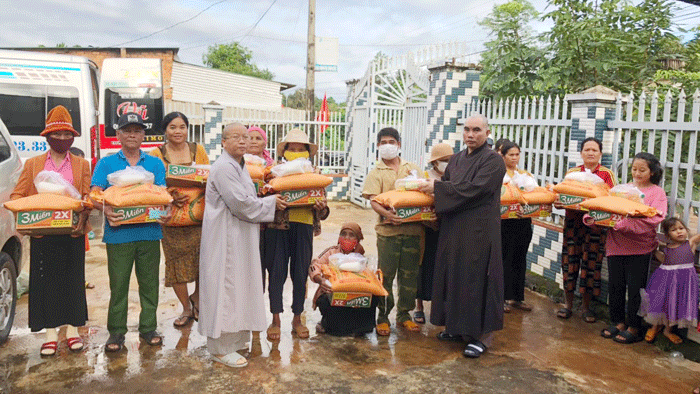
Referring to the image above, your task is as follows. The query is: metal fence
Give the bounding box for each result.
[165,101,348,173]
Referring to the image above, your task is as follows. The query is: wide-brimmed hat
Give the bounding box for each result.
[276,129,318,157]
[429,143,454,163]
[40,105,79,137]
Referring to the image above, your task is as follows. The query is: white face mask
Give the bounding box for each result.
[378,144,400,160]
[436,161,448,173]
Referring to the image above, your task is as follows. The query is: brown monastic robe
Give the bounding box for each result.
[430,142,506,339]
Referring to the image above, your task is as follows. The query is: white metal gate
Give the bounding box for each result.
[347,42,471,206]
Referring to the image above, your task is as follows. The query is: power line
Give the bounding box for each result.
[110,0,228,47]
[239,0,279,45]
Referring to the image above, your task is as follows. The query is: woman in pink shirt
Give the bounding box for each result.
[588,152,667,344]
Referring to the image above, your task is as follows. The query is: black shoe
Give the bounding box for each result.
[437,331,462,341]
[463,341,487,358]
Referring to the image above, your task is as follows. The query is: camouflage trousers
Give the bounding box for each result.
[376,234,420,325]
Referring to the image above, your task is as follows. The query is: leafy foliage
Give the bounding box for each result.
[203,42,274,80]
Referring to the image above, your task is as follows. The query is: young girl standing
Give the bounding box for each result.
[591,152,667,344]
[640,217,699,344]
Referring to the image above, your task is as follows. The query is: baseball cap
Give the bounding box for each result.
[117,112,145,130]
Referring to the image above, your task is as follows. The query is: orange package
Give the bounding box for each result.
[580,196,658,217]
[372,190,434,209]
[552,180,610,198]
[4,194,85,212]
[321,265,388,297]
[103,183,173,207]
[246,163,264,181]
[501,183,525,205]
[267,173,333,192]
[521,187,557,205]
[167,187,205,227]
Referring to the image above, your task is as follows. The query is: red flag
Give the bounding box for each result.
[316,93,330,133]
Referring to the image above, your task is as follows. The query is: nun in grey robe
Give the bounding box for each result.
[430,142,506,344]
[198,148,277,357]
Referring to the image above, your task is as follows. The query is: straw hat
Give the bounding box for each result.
[40,105,79,137]
[429,143,454,163]
[276,129,318,157]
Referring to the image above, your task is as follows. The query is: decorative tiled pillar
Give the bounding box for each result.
[426,63,480,166]
[565,86,618,169]
[201,101,225,161]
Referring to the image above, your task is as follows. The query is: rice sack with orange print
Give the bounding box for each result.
[552,169,610,210]
[370,172,435,223]
[264,156,332,206]
[244,154,267,195]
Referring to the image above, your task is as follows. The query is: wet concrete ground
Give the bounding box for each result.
[1,202,699,394]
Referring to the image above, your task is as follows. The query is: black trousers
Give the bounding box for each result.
[317,294,379,336]
[501,218,533,302]
[265,223,313,315]
[417,226,439,301]
[607,253,651,329]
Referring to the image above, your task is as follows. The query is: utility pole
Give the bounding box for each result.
[306,0,316,142]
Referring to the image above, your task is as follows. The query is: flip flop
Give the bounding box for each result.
[292,324,310,339]
[189,295,199,322]
[613,330,642,344]
[436,331,462,341]
[601,325,620,339]
[376,323,390,336]
[173,312,194,327]
[66,336,84,352]
[645,326,662,343]
[582,310,597,323]
[211,352,248,368]
[508,301,533,311]
[105,333,125,353]
[503,304,512,313]
[40,341,58,356]
[401,320,421,332]
[413,311,426,324]
[663,332,683,345]
[556,308,572,319]
[267,324,281,341]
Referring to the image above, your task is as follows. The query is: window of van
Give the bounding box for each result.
[0,84,81,136]
[0,132,11,162]
[104,87,163,143]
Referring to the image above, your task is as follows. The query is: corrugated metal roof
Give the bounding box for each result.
[170,61,282,109]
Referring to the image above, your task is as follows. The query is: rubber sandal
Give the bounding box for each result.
[292,323,310,339]
[613,330,642,344]
[105,333,125,353]
[40,341,58,356]
[173,312,193,327]
[66,336,84,352]
[189,295,199,322]
[663,332,683,345]
[413,311,426,324]
[463,341,487,358]
[211,352,248,368]
[401,320,421,332]
[601,325,620,339]
[139,330,163,346]
[693,387,699,394]
[436,331,462,341]
[267,324,281,341]
[645,326,662,343]
[315,322,326,334]
[582,310,597,323]
[376,323,390,336]
[556,308,572,319]
[503,304,512,313]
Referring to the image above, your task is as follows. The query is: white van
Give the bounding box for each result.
[0,50,99,165]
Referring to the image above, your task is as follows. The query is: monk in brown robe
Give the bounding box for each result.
[420,114,506,358]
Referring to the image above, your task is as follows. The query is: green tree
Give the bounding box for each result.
[540,0,679,94]
[203,42,274,80]
[283,89,344,112]
[478,0,545,98]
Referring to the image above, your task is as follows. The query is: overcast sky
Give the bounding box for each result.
[3,0,700,102]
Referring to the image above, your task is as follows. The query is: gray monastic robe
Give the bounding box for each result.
[198,150,277,339]
[430,142,506,339]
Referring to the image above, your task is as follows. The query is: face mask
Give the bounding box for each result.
[47,136,74,154]
[436,161,448,173]
[338,237,358,253]
[284,151,309,161]
[378,144,399,160]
